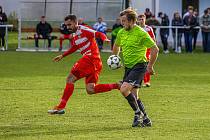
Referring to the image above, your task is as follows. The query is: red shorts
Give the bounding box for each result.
[61,34,71,39]
[70,56,102,84]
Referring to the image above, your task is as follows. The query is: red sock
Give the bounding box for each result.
[144,72,150,83]
[57,83,74,109]
[59,38,63,48]
[94,83,118,94]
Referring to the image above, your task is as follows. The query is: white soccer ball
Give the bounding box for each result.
[107,55,121,70]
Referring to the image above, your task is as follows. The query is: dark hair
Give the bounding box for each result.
[65,14,77,21]
[146,8,150,12]
[204,9,208,14]
[120,7,137,22]
[158,12,163,17]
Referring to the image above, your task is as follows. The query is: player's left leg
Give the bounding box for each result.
[48,73,78,114]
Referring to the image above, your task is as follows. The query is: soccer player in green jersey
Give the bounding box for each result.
[113,8,159,127]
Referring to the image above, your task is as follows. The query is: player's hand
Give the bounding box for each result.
[53,55,63,62]
[104,38,111,42]
[147,64,155,75]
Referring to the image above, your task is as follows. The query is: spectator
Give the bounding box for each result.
[0,6,7,51]
[34,16,52,49]
[199,9,210,52]
[158,12,170,54]
[171,11,183,53]
[144,8,152,19]
[146,15,160,37]
[207,7,210,15]
[192,9,200,50]
[183,8,197,53]
[183,5,194,19]
[59,19,72,51]
[78,17,92,29]
[93,17,107,51]
[111,17,122,50]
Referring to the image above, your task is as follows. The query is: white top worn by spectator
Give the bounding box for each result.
[93,17,107,34]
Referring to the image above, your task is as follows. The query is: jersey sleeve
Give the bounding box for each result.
[95,31,107,41]
[62,41,79,57]
[84,28,108,41]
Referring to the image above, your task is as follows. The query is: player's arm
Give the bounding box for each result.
[95,31,110,42]
[53,42,78,62]
[147,45,159,75]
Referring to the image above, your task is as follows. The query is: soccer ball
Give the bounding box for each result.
[107,55,121,70]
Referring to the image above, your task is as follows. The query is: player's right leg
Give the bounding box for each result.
[48,73,77,114]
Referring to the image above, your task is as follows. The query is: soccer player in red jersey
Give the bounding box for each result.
[48,14,119,114]
[137,14,156,87]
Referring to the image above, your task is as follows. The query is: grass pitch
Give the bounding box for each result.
[0,51,210,140]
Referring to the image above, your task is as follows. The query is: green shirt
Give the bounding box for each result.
[115,25,155,68]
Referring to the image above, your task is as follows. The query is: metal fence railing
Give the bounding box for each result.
[152,26,201,50]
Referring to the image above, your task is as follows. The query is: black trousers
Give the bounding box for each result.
[35,34,52,47]
[0,30,5,47]
[160,34,168,51]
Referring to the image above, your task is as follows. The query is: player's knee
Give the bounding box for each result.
[86,84,95,95]
[86,88,95,95]
[66,76,76,83]
[120,87,127,94]
[120,86,130,96]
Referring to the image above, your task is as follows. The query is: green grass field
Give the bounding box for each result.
[1,51,210,140]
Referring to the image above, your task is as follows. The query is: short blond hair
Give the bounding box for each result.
[120,7,137,22]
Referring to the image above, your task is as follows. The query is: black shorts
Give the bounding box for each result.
[123,63,147,88]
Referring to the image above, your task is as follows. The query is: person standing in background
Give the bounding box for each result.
[0,6,7,51]
[171,11,183,53]
[93,17,107,51]
[111,17,122,50]
[158,12,170,54]
[192,9,200,50]
[200,9,210,52]
[183,8,197,53]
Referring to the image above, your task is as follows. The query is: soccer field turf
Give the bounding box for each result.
[0,52,210,140]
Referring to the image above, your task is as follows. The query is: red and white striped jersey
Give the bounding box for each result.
[62,25,107,60]
[143,25,156,41]
[142,25,156,59]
